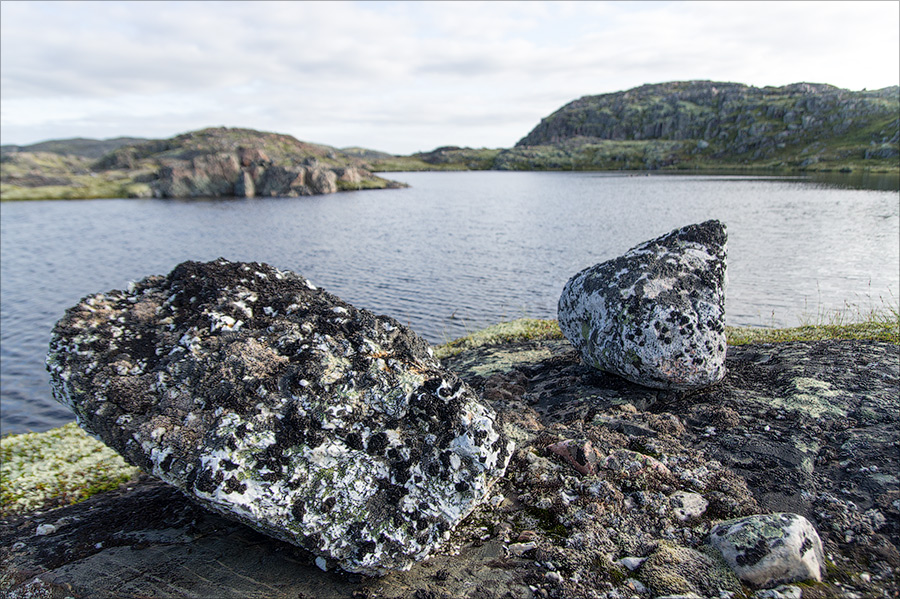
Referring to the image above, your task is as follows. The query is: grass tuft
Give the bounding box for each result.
[434,307,899,358]
[433,318,563,359]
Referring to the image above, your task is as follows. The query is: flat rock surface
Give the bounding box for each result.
[3,338,898,598]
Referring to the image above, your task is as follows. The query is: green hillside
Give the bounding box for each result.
[371,81,899,173]
[506,81,899,171]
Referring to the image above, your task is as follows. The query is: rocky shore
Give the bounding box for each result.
[2,224,897,598]
[2,330,897,598]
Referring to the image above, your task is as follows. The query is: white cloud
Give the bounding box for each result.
[1,1,897,153]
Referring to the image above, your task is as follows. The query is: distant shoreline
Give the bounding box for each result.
[3,167,898,202]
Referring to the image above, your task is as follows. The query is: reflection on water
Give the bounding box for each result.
[807,171,899,192]
[2,171,897,435]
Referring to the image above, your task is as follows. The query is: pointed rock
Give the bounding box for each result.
[558,220,727,390]
[46,259,513,576]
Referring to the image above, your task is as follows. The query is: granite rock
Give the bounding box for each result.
[45,258,513,575]
[709,512,825,588]
[558,220,727,390]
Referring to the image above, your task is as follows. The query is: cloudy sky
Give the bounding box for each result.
[2,1,898,154]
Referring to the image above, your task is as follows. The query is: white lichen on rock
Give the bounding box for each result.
[45,258,513,575]
[558,220,728,390]
[709,512,825,588]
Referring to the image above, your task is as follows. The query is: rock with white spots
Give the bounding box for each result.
[558,220,727,390]
[670,491,708,521]
[709,513,825,588]
[46,258,513,576]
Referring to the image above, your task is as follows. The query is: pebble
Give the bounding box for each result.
[35,524,56,536]
[545,571,564,584]
[618,556,647,571]
[508,542,537,556]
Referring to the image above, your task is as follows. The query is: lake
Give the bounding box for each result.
[2,171,898,436]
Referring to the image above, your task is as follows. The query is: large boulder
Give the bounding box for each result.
[45,259,513,576]
[558,220,727,390]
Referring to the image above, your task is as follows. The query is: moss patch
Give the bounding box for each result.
[433,319,563,359]
[434,313,898,359]
[1,422,140,516]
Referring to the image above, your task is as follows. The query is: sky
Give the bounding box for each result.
[1,1,898,155]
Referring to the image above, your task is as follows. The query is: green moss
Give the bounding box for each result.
[433,318,563,359]
[591,554,629,583]
[522,505,569,540]
[335,176,396,191]
[726,304,899,345]
[0,177,151,201]
[636,542,746,597]
[0,422,140,516]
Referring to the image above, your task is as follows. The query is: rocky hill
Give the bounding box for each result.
[1,128,403,201]
[367,81,899,173]
[501,81,899,171]
[0,137,147,160]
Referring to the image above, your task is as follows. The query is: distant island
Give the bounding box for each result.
[1,80,897,200]
[0,128,405,201]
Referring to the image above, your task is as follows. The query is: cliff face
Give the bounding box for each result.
[508,81,899,170]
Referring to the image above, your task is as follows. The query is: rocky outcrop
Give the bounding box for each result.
[5,334,898,597]
[3,331,898,597]
[45,259,513,575]
[90,127,403,198]
[150,150,350,198]
[558,220,728,390]
[501,81,900,170]
[517,81,899,152]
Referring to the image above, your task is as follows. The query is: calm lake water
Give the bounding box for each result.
[2,171,898,435]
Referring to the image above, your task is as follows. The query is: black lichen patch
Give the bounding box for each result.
[734,538,769,567]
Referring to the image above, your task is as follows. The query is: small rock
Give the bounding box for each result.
[670,491,708,521]
[508,542,537,556]
[547,439,603,475]
[752,585,802,599]
[558,220,727,390]
[545,571,564,584]
[709,513,825,588]
[618,556,646,570]
[625,578,647,594]
[516,530,538,543]
[35,524,56,536]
